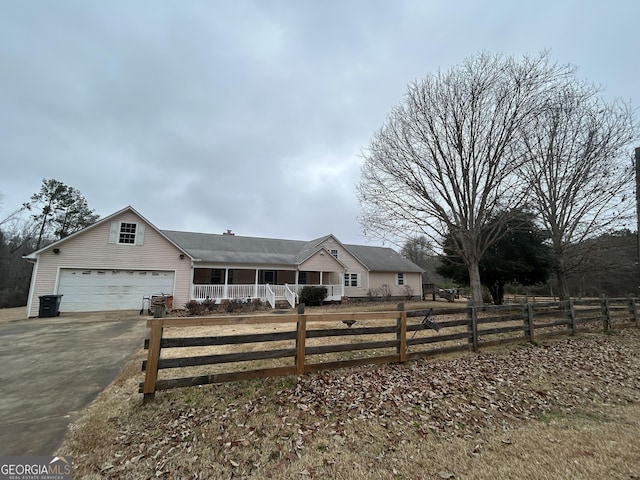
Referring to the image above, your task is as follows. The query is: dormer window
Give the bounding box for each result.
[330,249,338,259]
[119,223,137,244]
[109,221,145,245]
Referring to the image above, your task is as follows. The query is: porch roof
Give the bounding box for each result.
[162,230,423,273]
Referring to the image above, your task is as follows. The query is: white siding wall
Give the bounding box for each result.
[369,272,422,298]
[27,211,191,316]
[299,250,343,273]
[315,239,370,298]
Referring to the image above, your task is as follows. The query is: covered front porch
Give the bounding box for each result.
[191,267,344,308]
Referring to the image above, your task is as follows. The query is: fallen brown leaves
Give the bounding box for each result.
[62,329,640,479]
[289,330,640,435]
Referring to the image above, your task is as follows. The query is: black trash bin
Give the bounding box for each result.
[39,295,63,318]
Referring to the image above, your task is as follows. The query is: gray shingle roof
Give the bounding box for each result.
[344,244,424,272]
[162,230,423,272]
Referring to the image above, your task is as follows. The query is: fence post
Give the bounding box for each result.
[601,295,611,333]
[466,300,478,352]
[396,303,407,362]
[296,304,306,375]
[567,299,577,335]
[142,320,163,403]
[525,303,535,342]
[629,297,639,327]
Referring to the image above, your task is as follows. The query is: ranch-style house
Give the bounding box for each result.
[24,206,423,317]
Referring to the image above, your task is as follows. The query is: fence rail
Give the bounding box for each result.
[140,296,639,401]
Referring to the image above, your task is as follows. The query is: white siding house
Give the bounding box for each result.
[25,207,192,317]
[24,206,424,316]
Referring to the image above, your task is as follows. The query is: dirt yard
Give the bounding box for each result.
[0,306,28,323]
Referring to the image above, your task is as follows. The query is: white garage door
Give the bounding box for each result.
[57,269,175,312]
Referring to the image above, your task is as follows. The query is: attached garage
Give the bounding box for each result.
[57,269,175,312]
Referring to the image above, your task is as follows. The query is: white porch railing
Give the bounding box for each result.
[191,283,343,307]
[265,284,275,308]
[284,284,296,308]
[192,284,225,300]
[293,284,344,300]
[192,284,264,301]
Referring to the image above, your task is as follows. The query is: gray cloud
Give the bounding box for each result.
[1,0,638,245]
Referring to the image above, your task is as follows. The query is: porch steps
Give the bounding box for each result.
[274,299,293,310]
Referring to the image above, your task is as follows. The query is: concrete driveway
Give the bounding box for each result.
[0,309,148,456]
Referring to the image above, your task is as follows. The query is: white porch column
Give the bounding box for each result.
[224,268,229,299]
[320,271,323,286]
[254,269,259,298]
[295,270,299,294]
[341,271,345,298]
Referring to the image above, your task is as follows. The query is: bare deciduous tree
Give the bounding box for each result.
[358,52,573,304]
[519,83,637,300]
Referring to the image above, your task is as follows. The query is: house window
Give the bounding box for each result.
[344,273,360,287]
[396,273,405,286]
[109,221,145,245]
[211,269,224,284]
[119,222,137,244]
[298,272,307,284]
[330,249,338,259]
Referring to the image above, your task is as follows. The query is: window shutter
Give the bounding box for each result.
[108,222,119,244]
[135,224,145,245]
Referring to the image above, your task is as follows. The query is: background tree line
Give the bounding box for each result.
[402,224,638,305]
[0,179,98,308]
[359,51,638,304]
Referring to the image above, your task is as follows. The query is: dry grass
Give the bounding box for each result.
[155,300,463,381]
[0,306,28,323]
[58,300,640,479]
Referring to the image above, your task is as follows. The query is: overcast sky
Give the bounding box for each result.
[1,0,638,246]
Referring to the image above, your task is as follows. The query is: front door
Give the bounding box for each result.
[260,270,276,284]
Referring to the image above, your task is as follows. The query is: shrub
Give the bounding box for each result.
[298,286,328,306]
[251,298,264,310]
[403,285,414,300]
[202,298,216,314]
[185,298,220,316]
[184,300,204,316]
[223,299,244,313]
[377,284,392,301]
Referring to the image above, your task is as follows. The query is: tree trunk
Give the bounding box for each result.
[555,269,570,301]
[553,243,571,301]
[468,261,483,305]
[35,205,51,250]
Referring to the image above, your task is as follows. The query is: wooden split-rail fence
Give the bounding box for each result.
[140,297,639,402]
